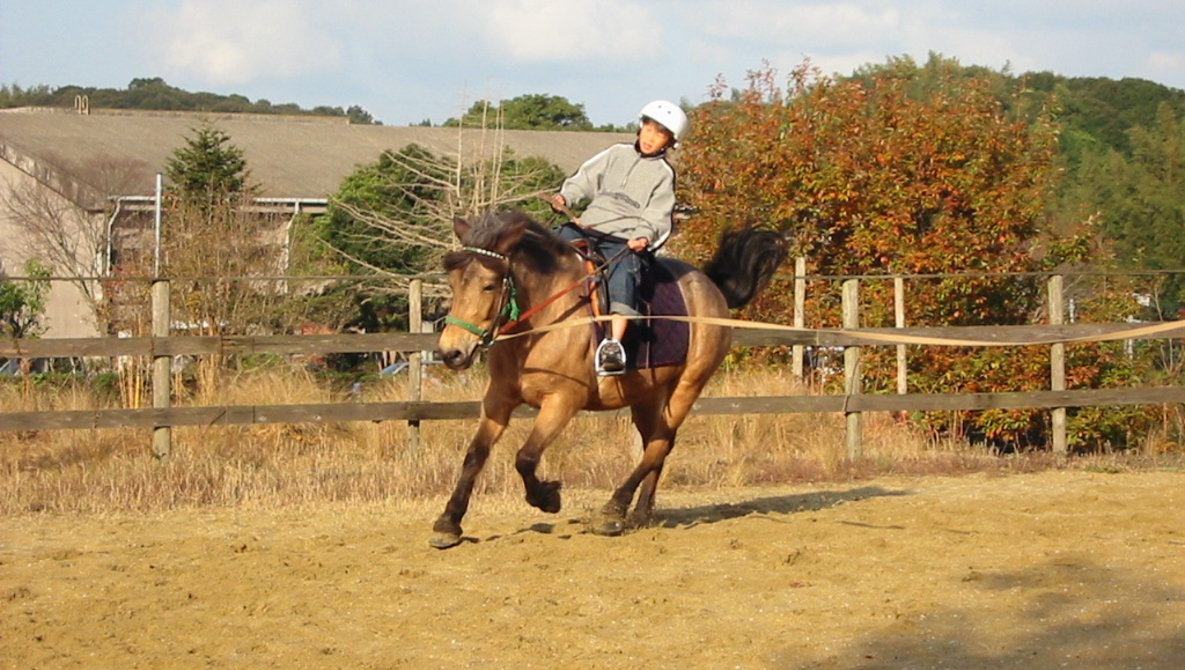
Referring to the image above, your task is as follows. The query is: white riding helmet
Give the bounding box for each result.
[638,99,689,145]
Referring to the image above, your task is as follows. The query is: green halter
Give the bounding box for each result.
[443,247,520,346]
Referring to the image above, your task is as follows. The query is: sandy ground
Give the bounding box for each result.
[3,470,1185,670]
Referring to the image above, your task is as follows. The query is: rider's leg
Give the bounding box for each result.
[597,249,641,375]
[610,313,628,341]
[605,248,642,326]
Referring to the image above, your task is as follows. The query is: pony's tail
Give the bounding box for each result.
[702,226,787,309]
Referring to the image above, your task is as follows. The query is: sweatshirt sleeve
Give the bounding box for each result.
[559,146,614,207]
[640,168,676,247]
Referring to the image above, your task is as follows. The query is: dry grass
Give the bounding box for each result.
[0,363,1171,515]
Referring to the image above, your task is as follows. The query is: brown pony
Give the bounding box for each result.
[430,211,785,549]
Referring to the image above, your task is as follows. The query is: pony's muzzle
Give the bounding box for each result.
[437,345,474,370]
[436,328,481,370]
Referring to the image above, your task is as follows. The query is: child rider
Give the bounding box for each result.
[549,99,689,376]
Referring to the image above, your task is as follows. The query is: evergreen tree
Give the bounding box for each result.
[157,125,279,338]
[165,123,251,212]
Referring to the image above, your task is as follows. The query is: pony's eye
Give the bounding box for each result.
[482,283,499,292]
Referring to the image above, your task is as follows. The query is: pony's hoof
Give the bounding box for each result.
[591,514,626,537]
[429,531,462,549]
[629,512,654,529]
[527,480,563,514]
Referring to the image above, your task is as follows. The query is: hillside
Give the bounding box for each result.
[7,71,1185,146]
[0,77,381,125]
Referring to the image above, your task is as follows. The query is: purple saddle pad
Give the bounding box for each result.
[593,258,690,370]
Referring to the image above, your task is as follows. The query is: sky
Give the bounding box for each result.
[2,0,1184,127]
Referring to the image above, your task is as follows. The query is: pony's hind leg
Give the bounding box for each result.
[631,441,674,526]
[595,376,706,536]
[594,396,674,536]
[515,397,581,514]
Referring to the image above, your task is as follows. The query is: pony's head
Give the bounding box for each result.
[435,211,568,369]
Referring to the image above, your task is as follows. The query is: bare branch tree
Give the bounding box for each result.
[320,121,565,294]
[1,154,151,334]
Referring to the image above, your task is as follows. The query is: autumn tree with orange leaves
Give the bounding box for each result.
[674,60,1154,450]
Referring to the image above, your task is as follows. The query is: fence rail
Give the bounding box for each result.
[4,321,1182,360]
[3,322,1182,425]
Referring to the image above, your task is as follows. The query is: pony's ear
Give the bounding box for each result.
[452,218,471,242]
[492,218,528,256]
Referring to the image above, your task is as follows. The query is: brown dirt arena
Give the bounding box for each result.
[3,469,1184,669]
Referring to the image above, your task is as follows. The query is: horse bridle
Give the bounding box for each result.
[443,247,520,348]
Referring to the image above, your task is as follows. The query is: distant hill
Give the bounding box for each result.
[6,71,1184,150]
[1024,72,1185,156]
[0,77,382,125]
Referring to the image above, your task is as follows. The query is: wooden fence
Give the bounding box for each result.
[4,275,1185,458]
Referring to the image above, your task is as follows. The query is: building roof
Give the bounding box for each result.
[0,107,634,204]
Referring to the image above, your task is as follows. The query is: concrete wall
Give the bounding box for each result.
[0,159,103,338]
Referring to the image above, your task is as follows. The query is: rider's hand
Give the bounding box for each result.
[549,194,566,212]
[628,237,650,252]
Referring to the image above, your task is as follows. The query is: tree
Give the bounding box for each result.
[1,153,150,335]
[321,143,563,276]
[679,62,1062,309]
[154,124,288,339]
[0,260,50,339]
[346,105,379,125]
[318,145,450,275]
[165,123,250,212]
[302,140,565,331]
[445,94,594,131]
[2,78,380,122]
[1038,76,1185,157]
[1062,103,1185,313]
[675,61,1128,449]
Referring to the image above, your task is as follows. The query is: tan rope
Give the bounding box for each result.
[492,313,1185,347]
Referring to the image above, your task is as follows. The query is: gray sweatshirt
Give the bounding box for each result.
[558,142,677,248]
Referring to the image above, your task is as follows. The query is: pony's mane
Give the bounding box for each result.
[446,210,570,275]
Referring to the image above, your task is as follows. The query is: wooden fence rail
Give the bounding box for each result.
[3,323,1182,423]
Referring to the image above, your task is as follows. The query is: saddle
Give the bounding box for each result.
[572,240,690,370]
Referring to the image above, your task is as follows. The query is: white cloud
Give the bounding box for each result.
[695,0,915,50]
[147,0,342,85]
[76,0,1184,125]
[484,0,658,62]
[1147,51,1185,84]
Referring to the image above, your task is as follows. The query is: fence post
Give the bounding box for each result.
[894,276,907,397]
[407,278,423,453]
[151,279,171,459]
[842,278,863,459]
[1049,275,1067,454]
[792,257,807,382]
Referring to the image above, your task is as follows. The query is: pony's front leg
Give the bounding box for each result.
[430,409,510,549]
[515,398,580,514]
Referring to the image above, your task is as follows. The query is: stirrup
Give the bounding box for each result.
[595,338,626,376]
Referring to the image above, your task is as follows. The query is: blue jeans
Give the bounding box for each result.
[557,223,643,318]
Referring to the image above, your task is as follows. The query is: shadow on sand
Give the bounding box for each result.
[492,485,909,542]
[652,486,910,529]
